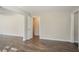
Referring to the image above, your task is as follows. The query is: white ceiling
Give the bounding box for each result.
[0,7,14,14]
[20,6,79,12]
[0,6,79,15]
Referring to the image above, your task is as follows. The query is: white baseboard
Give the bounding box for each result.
[0,33,23,37]
[74,41,78,43]
[0,33,33,41]
[23,37,32,41]
[23,38,26,41]
[40,36,72,43]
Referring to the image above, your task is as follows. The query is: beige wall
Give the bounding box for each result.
[0,14,24,37]
[0,11,72,42]
[38,11,71,42]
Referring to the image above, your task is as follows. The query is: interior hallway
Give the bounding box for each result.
[0,35,78,52]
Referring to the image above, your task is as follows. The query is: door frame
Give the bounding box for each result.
[32,16,40,37]
[71,8,79,43]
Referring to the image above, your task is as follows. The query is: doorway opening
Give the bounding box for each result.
[32,16,40,43]
[31,16,47,49]
[25,16,47,50]
[33,16,40,38]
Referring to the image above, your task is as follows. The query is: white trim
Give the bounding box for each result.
[70,13,74,43]
[23,15,33,41]
[0,33,23,40]
[40,36,72,43]
[23,38,26,41]
[74,41,78,43]
[32,16,40,37]
[73,8,79,13]
[39,16,40,37]
[71,8,79,43]
[78,11,79,50]
[0,33,23,37]
[23,36,32,41]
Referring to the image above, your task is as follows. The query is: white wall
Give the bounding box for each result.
[0,14,25,37]
[37,11,71,42]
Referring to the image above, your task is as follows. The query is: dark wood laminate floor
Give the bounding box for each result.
[0,35,78,52]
